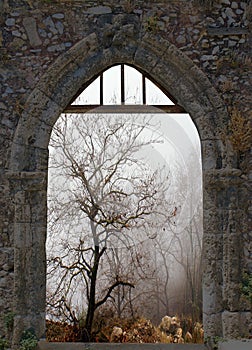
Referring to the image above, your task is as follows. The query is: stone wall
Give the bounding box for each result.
[0,0,251,347]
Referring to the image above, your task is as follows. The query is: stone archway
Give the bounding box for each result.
[8,29,237,345]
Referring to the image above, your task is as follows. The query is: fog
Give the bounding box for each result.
[46,65,203,333]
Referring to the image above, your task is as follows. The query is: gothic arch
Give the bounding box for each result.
[10,31,227,171]
[9,30,230,344]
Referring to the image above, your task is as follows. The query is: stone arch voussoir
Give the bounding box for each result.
[9,30,231,345]
[10,31,228,172]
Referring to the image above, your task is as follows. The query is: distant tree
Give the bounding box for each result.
[47,113,174,340]
[94,240,158,322]
[157,154,203,323]
[136,151,203,324]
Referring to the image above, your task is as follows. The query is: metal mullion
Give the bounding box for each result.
[142,75,146,105]
[64,104,186,114]
[121,64,125,104]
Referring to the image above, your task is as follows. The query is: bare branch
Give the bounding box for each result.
[95,280,135,310]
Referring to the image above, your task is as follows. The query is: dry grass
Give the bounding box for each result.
[228,107,251,153]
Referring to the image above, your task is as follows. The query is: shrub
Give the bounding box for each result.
[240,271,252,305]
[4,312,15,333]
[0,338,9,350]
[19,330,37,350]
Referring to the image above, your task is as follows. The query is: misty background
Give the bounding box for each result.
[46,65,203,332]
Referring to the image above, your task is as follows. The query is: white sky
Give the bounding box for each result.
[65,64,202,231]
[47,65,203,311]
[72,64,200,147]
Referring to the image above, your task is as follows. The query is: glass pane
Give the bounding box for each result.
[103,65,121,105]
[71,77,100,105]
[125,65,142,104]
[71,65,175,106]
[146,78,174,105]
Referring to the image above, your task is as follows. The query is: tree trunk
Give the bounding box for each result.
[84,245,100,340]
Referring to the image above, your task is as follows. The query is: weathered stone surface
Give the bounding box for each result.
[38,342,206,350]
[219,339,252,350]
[22,17,42,47]
[5,18,15,26]
[0,0,251,347]
[87,6,112,15]
[222,311,241,338]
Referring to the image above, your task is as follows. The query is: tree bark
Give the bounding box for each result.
[84,245,100,339]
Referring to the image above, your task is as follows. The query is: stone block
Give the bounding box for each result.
[222,311,241,338]
[203,231,223,257]
[140,32,171,57]
[195,115,215,141]
[23,17,42,47]
[203,261,223,313]
[0,248,14,271]
[218,340,252,350]
[87,6,112,15]
[201,140,218,171]
[203,312,223,338]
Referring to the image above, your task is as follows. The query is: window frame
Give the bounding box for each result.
[64,64,186,114]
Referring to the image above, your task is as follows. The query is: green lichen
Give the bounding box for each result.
[240,271,252,304]
[19,330,38,350]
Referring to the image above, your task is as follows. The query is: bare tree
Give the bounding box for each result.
[47,113,174,340]
[157,153,203,323]
[134,150,203,325]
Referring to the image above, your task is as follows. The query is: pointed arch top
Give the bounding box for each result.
[9,31,228,171]
[65,63,185,113]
